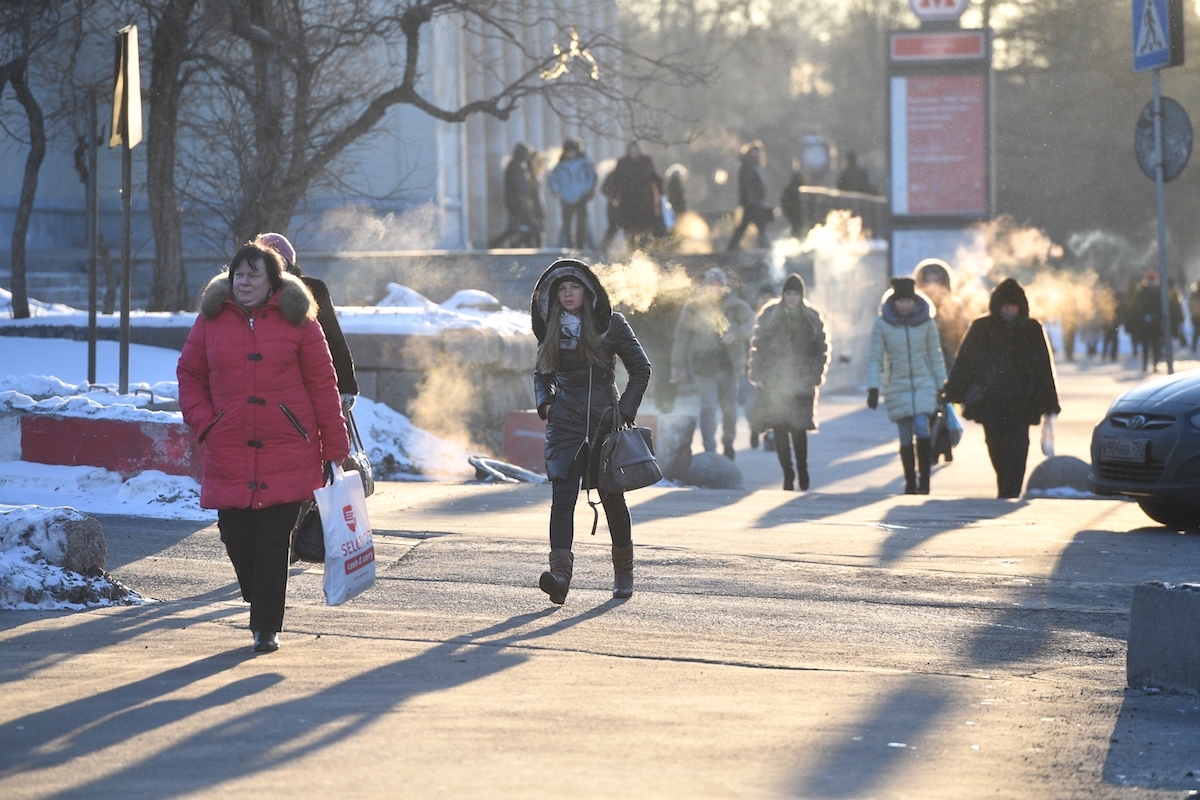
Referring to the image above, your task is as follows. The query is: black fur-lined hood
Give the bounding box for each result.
[530,258,613,343]
[197,270,317,325]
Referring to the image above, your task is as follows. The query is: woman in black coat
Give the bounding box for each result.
[748,273,828,491]
[256,233,359,402]
[943,278,1060,498]
[532,259,651,603]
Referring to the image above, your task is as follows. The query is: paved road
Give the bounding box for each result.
[2,359,1200,799]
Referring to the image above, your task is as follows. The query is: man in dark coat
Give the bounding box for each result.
[606,141,664,251]
[943,278,1060,499]
[836,150,874,194]
[727,142,772,250]
[489,142,544,248]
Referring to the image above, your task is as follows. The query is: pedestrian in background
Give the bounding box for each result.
[532,259,651,603]
[548,138,596,249]
[1133,270,1165,372]
[606,141,664,251]
[177,242,351,652]
[836,149,874,194]
[748,273,828,491]
[727,141,772,250]
[489,142,543,248]
[746,283,778,450]
[866,277,946,495]
[665,164,688,216]
[780,169,806,239]
[914,258,969,464]
[256,232,358,408]
[943,278,1060,499]
[671,267,756,459]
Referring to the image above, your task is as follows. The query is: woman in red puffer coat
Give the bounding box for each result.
[177,242,350,653]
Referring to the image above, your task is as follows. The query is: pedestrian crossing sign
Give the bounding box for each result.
[1132,0,1184,72]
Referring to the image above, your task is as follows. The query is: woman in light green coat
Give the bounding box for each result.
[866,277,947,494]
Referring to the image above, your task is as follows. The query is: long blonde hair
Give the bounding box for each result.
[537,294,607,372]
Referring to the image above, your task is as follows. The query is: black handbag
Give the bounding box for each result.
[290,501,325,563]
[599,423,662,494]
[345,407,374,498]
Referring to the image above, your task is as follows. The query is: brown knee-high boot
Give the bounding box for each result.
[612,545,634,599]
[539,549,574,605]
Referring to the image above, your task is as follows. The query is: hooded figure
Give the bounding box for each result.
[866,276,947,494]
[748,273,828,490]
[944,277,1060,498]
[531,259,651,603]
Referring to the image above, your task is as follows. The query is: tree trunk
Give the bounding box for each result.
[146,0,198,311]
[8,61,44,320]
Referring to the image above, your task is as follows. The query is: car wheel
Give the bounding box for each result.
[1137,500,1200,529]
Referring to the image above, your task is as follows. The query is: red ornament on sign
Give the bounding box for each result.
[908,0,970,21]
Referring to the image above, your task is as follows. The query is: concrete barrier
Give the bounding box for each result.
[3,411,203,481]
[1127,581,1200,693]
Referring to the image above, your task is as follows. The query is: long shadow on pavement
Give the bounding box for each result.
[877,498,1027,566]
[7,602,621,798]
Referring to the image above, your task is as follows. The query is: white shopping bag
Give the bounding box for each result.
[1041,414,1056,457]
[316,464,375,605]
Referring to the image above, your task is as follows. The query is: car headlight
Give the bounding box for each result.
[1190,412,1200,430]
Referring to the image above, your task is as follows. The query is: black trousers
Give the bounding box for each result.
[549,448,631,550]
[218,502,303,633]
[560,201,591,249]
[982,420,1030,499]
[774,425,807,478]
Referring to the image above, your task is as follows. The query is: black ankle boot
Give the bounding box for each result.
[539,549,574,605]
[916,438,932,495]
[900,445,917,494]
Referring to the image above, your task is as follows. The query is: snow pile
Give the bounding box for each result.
[0,504,148,610]
[0,464,212,520]
[0,286,79,317]
[375,282,437,308]
[0,546,147,609]
[351,397,474,480]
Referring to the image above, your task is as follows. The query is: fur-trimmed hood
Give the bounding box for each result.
[530,258,613,343]
[197,271,317,325]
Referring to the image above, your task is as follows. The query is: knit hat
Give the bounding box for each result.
[782,273,806,298]
[256,232,296,267]
[890,277,916,299]
[704,267,728,287]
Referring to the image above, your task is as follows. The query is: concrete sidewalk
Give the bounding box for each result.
[3,359,1200,799]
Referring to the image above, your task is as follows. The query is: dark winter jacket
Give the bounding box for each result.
[607,154,663,233]
[177,272,350,510]
[531,259,652,484]
[738,156,768,209]
[548,154,597,206]
[504,143,543,230]
[944,278,1061,426]
[747,279,828,430]
[867,289,946,422]
[302,275,358,395]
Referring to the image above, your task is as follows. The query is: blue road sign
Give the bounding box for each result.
[1132,0,1184,72]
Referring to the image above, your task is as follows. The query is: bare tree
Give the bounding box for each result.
[0,1,91,318]
[165,0,703,249]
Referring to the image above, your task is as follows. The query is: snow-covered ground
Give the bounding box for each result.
[0,284,529,608]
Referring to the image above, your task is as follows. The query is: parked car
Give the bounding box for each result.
[1089,368,1200,527]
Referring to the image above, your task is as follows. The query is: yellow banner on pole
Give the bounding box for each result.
[110,25,142,149]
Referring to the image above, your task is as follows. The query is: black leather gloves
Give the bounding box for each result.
[867,388,879,410]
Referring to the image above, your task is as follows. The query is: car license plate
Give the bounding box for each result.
[1101,436,1148,463]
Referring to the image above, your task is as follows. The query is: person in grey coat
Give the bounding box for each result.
[748,273,828,490]
[548,138,597,249]
[866,277,947,494]
[671,267,756,459]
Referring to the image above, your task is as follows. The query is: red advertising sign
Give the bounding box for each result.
[891,32,987,61]
[891,75,987,216]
